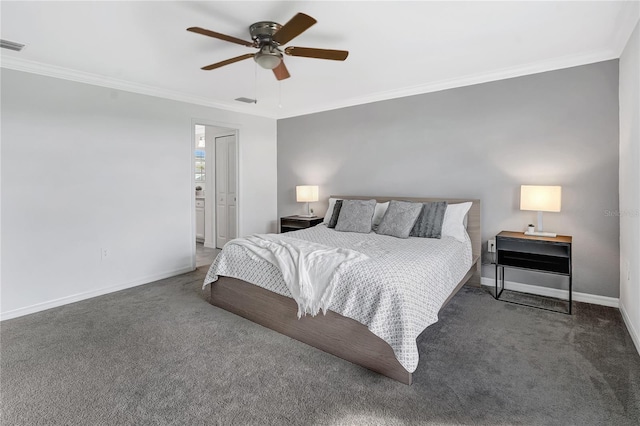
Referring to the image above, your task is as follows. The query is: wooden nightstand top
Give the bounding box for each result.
[497,231,572,244]
[280,216,324,233]
[281,215,323,222]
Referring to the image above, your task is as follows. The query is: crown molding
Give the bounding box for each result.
[611,0,640,56]
[0,56,278,119]
[277,49,620,119]
[1,48,620,121]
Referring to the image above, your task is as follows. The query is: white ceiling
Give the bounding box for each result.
[2,1,638,119]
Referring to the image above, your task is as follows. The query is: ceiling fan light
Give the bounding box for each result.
[255,54,281,69]
[254,46,282,69]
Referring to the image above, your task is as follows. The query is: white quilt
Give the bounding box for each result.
[204,224,472,373]
[224,234,369,317]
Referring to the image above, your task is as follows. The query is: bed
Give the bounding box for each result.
[204,196,481,385]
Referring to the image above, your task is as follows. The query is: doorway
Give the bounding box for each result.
[192,121,239,268]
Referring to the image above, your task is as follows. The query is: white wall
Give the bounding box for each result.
[619,20,640,354]
[1,69,277,319]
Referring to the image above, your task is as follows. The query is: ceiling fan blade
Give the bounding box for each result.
[201,54,255,70]
[272,61,290,81]
[272,13,317,45]
[187,27,254,47]
[284,46,349,61]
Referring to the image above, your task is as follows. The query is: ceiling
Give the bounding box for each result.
[1,1,638,119]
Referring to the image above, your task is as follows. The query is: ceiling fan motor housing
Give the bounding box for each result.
[250,21,284,69]
[249,21,282,44]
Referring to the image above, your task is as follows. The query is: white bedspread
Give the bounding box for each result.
[224,234,369,318]
[204,224,472,373]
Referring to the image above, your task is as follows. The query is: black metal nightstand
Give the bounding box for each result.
[495,231,573,314]
[280,216,324,233]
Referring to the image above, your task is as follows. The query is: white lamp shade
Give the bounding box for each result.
[520,185,562,212]
[296,185,319,203]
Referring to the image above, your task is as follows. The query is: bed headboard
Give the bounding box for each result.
[331,196,481,272]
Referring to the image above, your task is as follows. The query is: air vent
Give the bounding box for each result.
[1,39,25,52]
[235,97,257,104]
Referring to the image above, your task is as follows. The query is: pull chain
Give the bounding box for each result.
[254,61,258,104]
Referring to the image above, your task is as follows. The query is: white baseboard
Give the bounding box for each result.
[0,265,195,321]
[203,241,216,249]
[620,302,640,356]
[480,277,619,308]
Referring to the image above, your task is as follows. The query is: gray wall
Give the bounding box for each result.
[277,60,620,298]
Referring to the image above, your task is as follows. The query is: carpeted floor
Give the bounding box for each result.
[1,267,639,425]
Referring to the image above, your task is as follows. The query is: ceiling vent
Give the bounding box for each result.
[235,97,257,104]
[1,39,25,52]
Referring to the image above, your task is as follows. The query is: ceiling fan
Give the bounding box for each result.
[187,12,349,81]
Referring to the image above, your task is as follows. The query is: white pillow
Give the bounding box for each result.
[441,202,472,242]
[323,198,340,224]
[372,202,390,227]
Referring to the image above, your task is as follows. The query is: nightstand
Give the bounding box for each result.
[280,216,324,233]
[495,231,573,314]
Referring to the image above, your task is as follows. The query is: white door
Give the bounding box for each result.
[216,134,237,248]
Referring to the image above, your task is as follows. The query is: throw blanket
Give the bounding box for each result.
[222,234,369,318]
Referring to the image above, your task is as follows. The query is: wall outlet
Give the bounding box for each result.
[101,248,109,261]
[488,239,496,253]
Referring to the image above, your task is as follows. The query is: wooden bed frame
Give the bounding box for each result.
[210,196,481,385]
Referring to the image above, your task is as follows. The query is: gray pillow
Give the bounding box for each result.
[334,199,376,233]
[327,199,343,228]
[410,201,448,238]
[376,200,423,238]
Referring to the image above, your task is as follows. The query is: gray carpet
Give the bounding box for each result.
[1,268,639,425]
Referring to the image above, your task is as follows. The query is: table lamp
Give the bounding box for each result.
[520,185,562,237]
[296,185,318,217]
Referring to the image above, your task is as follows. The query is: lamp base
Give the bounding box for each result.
[525,231,557,237]
[297,214,317,218]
